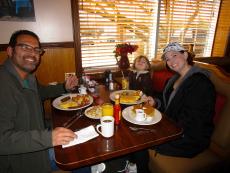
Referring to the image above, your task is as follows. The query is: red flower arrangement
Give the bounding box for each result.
[114,43,138,57]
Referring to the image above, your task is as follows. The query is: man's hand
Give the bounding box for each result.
[52,127,76,146]
[65,75,78,91]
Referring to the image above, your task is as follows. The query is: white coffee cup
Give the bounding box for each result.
[78,85,87,94]
[135,109,146,122]
[96,116,114,138]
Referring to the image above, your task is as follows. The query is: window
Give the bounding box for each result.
[157,0,220,58]
[78,0,158,69]
[74,0,221,69]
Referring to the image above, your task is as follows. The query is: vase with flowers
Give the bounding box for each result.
[114,43,138,70]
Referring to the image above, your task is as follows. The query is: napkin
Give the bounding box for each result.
[62,125,99,148]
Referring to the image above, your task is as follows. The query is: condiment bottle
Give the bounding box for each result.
[108,71,114,91]
[113,94,121,125]
[81,71,87,87]
[104,70,110,88]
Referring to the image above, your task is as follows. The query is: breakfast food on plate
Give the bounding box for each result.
[59,94,91,109]
[131,104,155,118]
[119,90,142,103]
[85,105,102,119]
[72,94,90,105]
[60,96,71,102]
[59,101,78,109]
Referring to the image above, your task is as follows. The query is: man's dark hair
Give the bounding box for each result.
[9,30,41,48]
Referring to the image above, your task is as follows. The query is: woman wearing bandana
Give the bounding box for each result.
[146,42,216,157]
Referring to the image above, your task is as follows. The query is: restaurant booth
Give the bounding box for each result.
[148,61,230,173]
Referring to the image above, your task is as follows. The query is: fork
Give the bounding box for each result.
[63,109,83,128]
[129,126,156,133]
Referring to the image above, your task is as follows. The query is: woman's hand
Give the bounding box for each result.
[142,95,156,107]
[65,75,78,91]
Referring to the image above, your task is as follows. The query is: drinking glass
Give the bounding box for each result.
[102,103,113,116]
[122,77,129,90]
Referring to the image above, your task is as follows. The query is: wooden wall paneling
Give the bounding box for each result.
[0,51,7,64]
[35,47,76,120]
[36,48,76,85]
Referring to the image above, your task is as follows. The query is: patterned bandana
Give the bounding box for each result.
[162,42,185,60]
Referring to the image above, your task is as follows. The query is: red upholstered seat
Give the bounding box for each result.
[213,94,226,125]
[152,69,174,92]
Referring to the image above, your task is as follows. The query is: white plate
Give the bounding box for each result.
[52,94,93,111]
[84,105,102,119]
[122,106,162,125]
[110,90,143,105]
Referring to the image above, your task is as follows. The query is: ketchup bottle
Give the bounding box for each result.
[114,94,121,125]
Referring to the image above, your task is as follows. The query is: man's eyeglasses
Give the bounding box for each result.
[15,43,44,55]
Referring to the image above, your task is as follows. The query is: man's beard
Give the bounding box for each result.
[16,62,38,73]
[13,55,40,73]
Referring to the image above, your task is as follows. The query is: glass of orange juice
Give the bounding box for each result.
[122,77,129,90]
[102,103,113,116]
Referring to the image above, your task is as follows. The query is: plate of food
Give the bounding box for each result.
[110,90,143,105]
[52,94,93,111]
[122,104,162,125]
[84,105,102,119]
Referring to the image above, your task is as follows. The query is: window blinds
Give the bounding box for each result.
[157,0,220,58]
[79,0,158,68]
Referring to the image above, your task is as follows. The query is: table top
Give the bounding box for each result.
[52,85,183,170]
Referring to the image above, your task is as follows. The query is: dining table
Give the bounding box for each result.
[52,85,183,170]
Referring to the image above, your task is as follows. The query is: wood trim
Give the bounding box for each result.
[225,30,230,57]
[211,0,222,56]
[71,0,82,77]
[42,42,74,49]
[0,42,74,51]
[0,44,7,51]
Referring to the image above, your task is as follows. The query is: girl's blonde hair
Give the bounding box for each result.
[132,55,151,71]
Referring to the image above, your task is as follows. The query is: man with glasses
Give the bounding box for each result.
[0,30,83,173]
